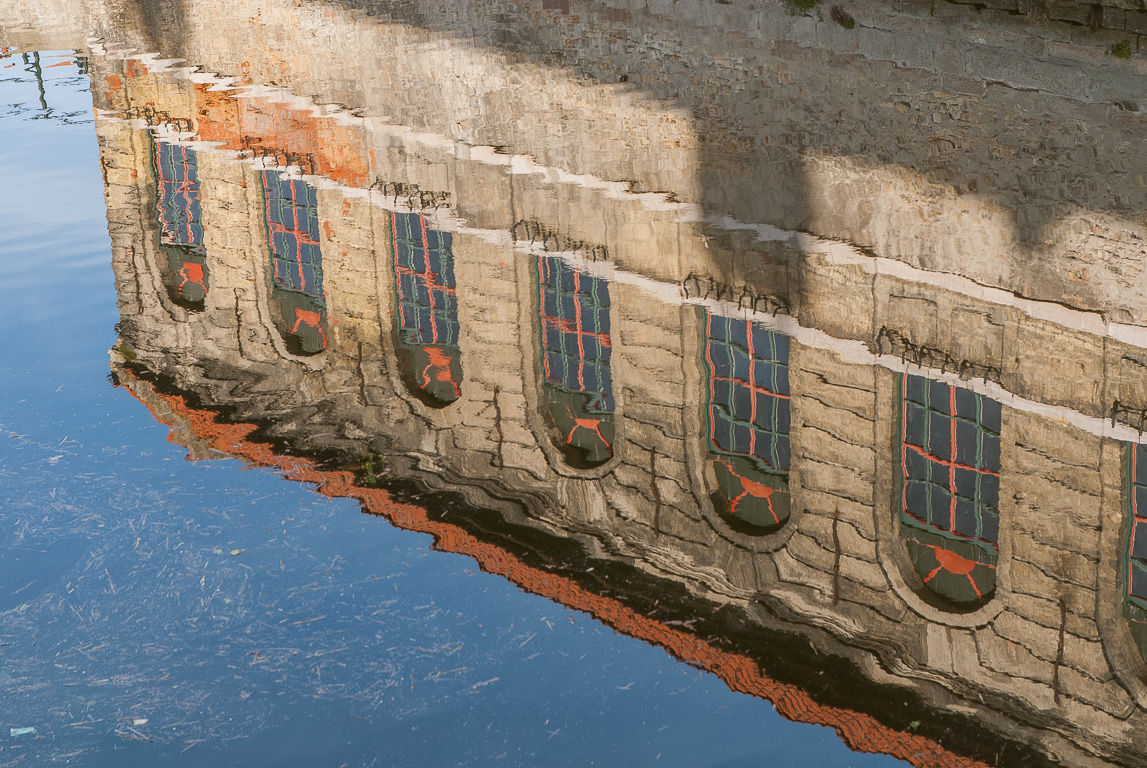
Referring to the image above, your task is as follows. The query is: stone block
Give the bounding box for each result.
[616,343,685,385]
[786,530,833,572]
[1128,10,1147,33]
[1062,635,1118,682]
[1048,0,1093,24]
[1105,0,1144,10]
[816,21,861,55]
[620,398,686,439]
[797,260,874,342]
[795,490,877,539]
[792,344,877,399]
[1008,591,1099,639]
[774,548,833,595]
[620,420,687,460]
[1011,504,1101,556]
[893,33,938,71]
[794,396,876,450]
[839,554,891,592]
[1104,7,1128,29]
[1057,666,1134,718]
[965,47,1090,98]
[977,626,1055,684]
[925,622,954,673]
[500,441,549,480]
[953,628,1059,710]
[798,511,878,561]
[616,296,683,332]
[1010,443,1103,499]
[617,314,685,351]
[993,610,1060,659]
[1007,410,1103,469]
[932,42,967,75]
[858,26,897,62]
[798,457,875,504]
[1010,533,1099,590]
[794,427,875,477]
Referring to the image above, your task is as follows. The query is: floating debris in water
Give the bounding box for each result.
[10,727,35,737]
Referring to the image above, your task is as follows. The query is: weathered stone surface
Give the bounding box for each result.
[78,7,1147,764]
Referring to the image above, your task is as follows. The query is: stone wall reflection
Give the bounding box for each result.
[88,48,1147,768]
[56,0,1147,332]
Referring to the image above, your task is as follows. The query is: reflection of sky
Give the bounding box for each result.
[0,50,91,124]
[0,56,902,767]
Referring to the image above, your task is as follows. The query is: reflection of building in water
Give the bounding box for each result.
[703,314,791,533]
[151,138,208,310]
[60,0,1147,332]
[899,375,1000,607]
[536,255,614,469]
[261,170,328,355]
[391,212,463,406]
[89,38,1147,768]
[1125,445,1147,662]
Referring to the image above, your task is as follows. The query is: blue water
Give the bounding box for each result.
[0,52,901,767]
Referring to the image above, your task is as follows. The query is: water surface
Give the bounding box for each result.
[4,3,1147,767]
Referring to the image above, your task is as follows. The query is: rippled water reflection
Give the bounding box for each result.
[0,46,902,768]
[5,1,1147,766]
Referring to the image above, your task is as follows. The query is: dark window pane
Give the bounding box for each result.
[775,436,791,471]
[1133,521,1147,562]
[953,387,978,421]
[904,448,929,482]
[1132,562,1147,602]
[537,256,613,412]
[981,435,1001,473]
[980,397,1002,435]
[979,472,999,509]
[904,481,928,523]
[905,374,927,406]
[979,507,1000,544]
[952,499,978,538]
[929,490,951,530]
[954,420,980,467]
[1136,444,1147,488]
[953,466,978,501]
[904,402,927,448]
[929,378,952,415]
[928,412,951,460]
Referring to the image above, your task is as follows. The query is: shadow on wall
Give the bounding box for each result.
[98,0,1147,319]
[93,0,1147,336]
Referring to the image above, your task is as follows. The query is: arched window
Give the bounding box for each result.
[703,312,790,534]
[1123,443,1147,661]
[152,138,208,310]
[261,170,328,356]
[390,211,462,406]
[535,255,614,469]
[899,374,1001,607]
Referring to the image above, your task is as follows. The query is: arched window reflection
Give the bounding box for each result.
[900,374,1001,607]
[536,255,614,469]
[152,139,208,310]
[1123,443,1147,661]
[703,312,790,534]
[391,211,462,406]
[261,170,328,356]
